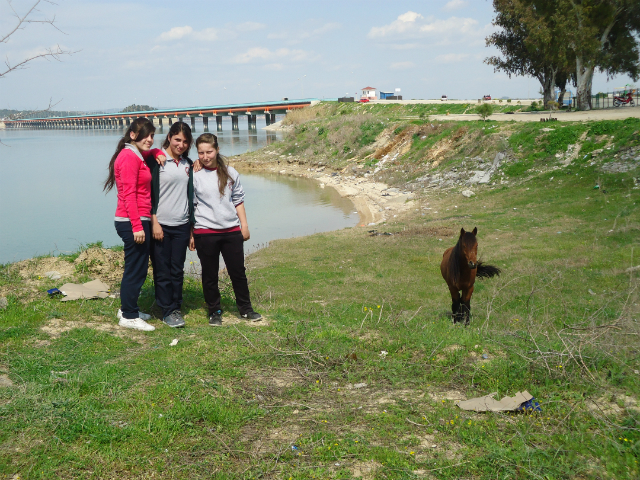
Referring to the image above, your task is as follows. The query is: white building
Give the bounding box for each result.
[361,87,377,100]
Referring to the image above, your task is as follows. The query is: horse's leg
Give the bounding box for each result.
[448,286,461,323]
[461,285,474,326]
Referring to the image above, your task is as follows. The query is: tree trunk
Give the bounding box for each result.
[575,55,594,111]
[558,87,566,107]
[540,68,556,110]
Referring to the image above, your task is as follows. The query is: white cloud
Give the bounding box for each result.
[268,23,341,43]
[158,23,264,42]
[237,22,266,32]
[264,63,284,71]
[303,22,340,38]
[233,47,311,64]
[367,11,488,46]
[420,17,479,36]
[442,0,468,11]
[193,28,219,41]
[390,61,415,70]
[389,43,421,50]
[435,53,469,63]
[159,26,193,41]
[368,11,424,38]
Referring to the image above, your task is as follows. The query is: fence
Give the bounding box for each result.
[570,89,639,110]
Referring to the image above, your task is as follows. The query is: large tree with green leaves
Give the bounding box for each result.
[560,0,640,110]
[486,0,573,109]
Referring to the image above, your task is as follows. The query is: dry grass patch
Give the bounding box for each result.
[40,316,146,343]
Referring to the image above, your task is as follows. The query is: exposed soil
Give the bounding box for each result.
[40,316,146,343]
[73,247,125,284]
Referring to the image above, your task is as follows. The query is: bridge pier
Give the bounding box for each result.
[216,116,223,132]
[265,113,271,126]
[231,116,239,131]
[203,116,209,132]
[247,115,257,131]
[190,115,196,132]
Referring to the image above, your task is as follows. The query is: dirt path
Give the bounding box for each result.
[432,106,640,123]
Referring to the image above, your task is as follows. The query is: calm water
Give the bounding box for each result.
[0,120,358,264]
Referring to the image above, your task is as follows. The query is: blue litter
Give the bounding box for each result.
[47,288,61,296]
[517,397,541,413]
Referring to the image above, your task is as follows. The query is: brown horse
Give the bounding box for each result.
[440,227,501,325]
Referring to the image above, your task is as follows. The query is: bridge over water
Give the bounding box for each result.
[4,99,318,131]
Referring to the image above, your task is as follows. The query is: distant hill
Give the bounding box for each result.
[0,109,86,120]
[122,104,156,113]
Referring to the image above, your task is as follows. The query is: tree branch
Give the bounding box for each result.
[0,0,75,80]
[1,0,65,44]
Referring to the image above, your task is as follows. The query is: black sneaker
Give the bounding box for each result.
[163,311,185,328]
[209,310,223,326]
[241,310,262,322]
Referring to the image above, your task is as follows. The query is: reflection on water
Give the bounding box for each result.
[0,121,358,264]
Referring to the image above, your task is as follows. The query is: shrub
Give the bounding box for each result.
[476,103,494,121]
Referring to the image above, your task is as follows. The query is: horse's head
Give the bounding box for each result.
[459,227,478,269]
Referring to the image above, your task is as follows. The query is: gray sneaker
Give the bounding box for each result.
[163,311,185,328]
[241,310,262,322]
[209,310,223,326]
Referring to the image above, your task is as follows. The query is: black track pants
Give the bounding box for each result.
[150,222,191,318]
[115,220,151,320]
[193,231,253,316]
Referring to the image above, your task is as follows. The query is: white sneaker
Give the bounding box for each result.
[117,309,151,321]
[118,317,155,331]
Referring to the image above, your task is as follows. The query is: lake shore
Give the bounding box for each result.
[230,153,416,226]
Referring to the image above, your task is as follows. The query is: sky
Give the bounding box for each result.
[0,0,637,112]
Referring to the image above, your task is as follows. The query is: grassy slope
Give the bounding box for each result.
[1,104,639,479]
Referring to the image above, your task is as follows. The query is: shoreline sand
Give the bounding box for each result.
[232,158,416,227]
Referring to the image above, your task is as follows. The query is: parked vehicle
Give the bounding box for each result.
[554,88,573,107]
[359,98,370,103]
[614,91,636,107]
[483,95,492,101]
[441,95,448,101]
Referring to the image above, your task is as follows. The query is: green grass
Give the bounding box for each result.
[1,110,640,478]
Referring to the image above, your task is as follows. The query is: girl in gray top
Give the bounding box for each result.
[147,122,194,328]
[189,133,262,325]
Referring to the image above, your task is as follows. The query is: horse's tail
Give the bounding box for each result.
[476,262,501,278]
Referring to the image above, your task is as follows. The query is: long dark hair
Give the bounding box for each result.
[195,133,233,197]
[103,117,156,192]
[162,121,193,159]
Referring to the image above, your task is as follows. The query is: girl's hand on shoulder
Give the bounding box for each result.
[193,159,203,172]
[133,230,145,244]
[152,222,164,241]
[241,224,250,241]
[155,155,167,166]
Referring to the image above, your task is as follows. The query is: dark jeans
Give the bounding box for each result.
[194,231,253,316]
[150,222,191,318]
[115,220,151,320]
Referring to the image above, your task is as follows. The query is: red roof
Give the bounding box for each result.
[362,87,376,90]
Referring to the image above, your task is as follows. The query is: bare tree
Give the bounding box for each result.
[1,0,75,122]
[1,0,74,78]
